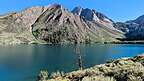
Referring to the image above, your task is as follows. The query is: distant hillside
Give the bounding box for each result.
[114,15,144,41]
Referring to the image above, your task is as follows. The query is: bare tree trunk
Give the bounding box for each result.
[75,43,83,70]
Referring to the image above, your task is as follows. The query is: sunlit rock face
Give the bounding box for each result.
[72,6,113,22]
[72,6,82,16]
[32,4,123,44]
[0,4,124,44]
[0,6,49,44]
[72,7,118,31]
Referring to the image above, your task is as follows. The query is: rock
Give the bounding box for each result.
[0,3,125,45]
[2,3,144,44]
[137,54,144,58]
[0,6,49,45]
[32,4,123,44]
[114,14,144,41]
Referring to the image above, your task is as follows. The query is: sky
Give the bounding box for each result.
[0,0,144,22]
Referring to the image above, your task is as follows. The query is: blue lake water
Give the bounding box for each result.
[0,44,144,81]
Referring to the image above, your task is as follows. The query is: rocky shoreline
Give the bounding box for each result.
[37,55,144,81]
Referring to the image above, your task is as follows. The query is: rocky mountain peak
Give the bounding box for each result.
[94,11,113,22]
[31,4,123,44]
[126,15,144,25]
[80,8,96,21]
[114,14,144,40]
[72,7,113,24]
[0,4,124,44]
[72,6,83,15]
[48,3,63,9]
[133,15,144,25]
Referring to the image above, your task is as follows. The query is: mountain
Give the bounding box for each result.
[32,5,123,44]
[128,15,144,25]
[0,6,49,45]
[0,4,124,45]
[114,15,144,40]
[72,6,114,29]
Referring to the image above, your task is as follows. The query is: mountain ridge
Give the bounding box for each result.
[115,14,144,41]
[1,3,144,45]
[32,4,123,44]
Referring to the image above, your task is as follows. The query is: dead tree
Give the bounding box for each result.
[75,44,83,70]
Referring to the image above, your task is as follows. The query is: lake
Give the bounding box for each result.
[0,44,144,81]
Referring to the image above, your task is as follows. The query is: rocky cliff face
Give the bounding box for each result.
[72,7,115,30]
[0,6,49,45]
[0,4,124,44]
[32,4,123,44]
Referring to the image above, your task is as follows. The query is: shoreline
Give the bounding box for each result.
[37,55,144,81]
[2,41,144,46]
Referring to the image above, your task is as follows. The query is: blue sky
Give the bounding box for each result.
[0,0,144,22]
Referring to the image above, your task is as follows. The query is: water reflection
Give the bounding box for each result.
[0,44,144,81]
